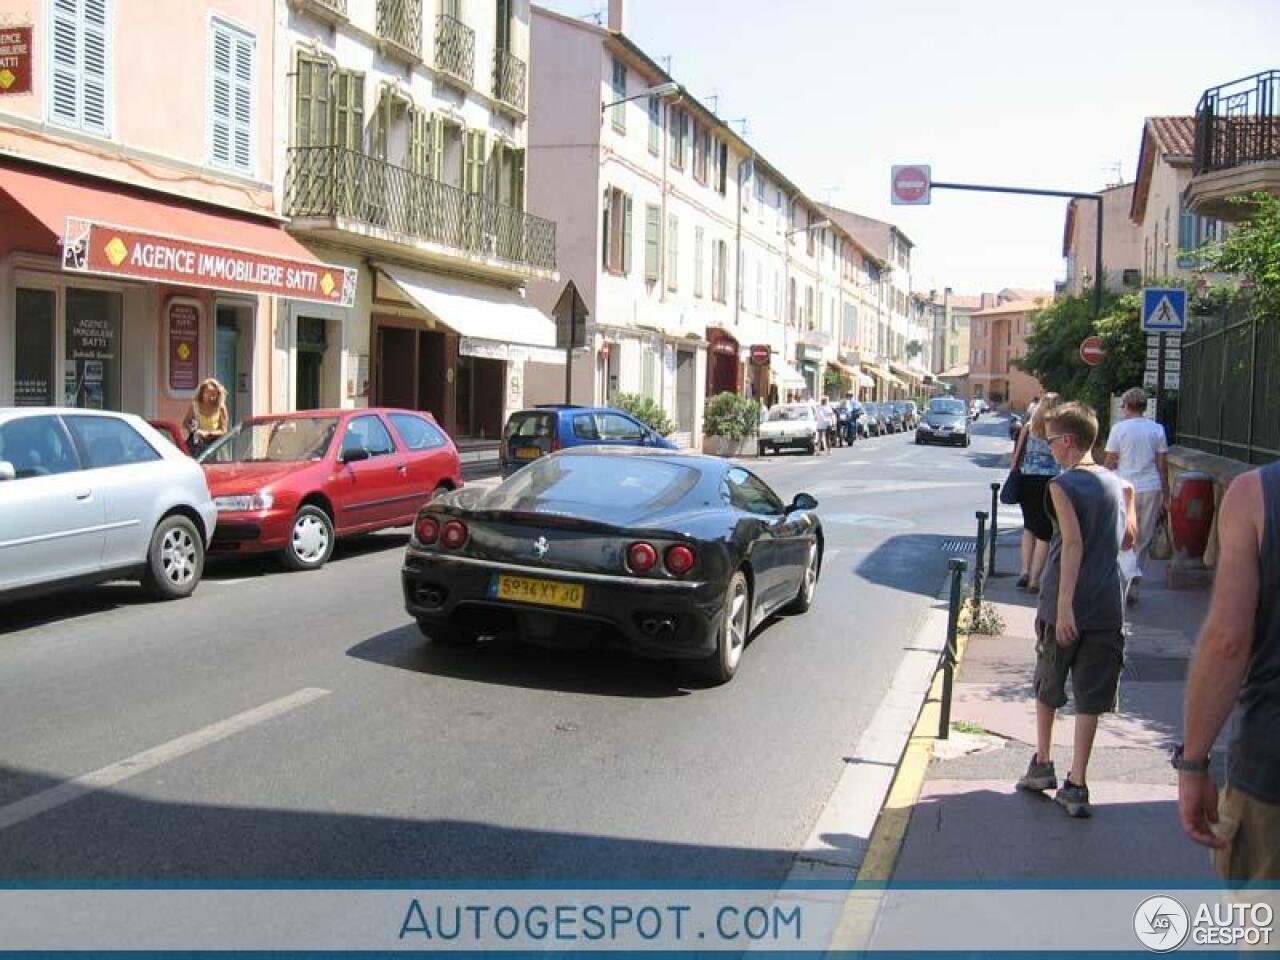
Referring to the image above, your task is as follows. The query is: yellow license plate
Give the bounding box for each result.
[515,447,542,460]
[494,575,584,610]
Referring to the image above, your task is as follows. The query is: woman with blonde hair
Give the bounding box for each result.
[184,378,229,455]
[1011,391,1061,591]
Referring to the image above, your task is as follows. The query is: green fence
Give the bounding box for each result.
[1178,303,1279,465]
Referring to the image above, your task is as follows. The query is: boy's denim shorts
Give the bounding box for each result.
[1033,618,1124,715]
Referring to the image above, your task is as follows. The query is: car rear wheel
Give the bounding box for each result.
[805,440,816,456]
[697,571,750,684]
[281,505,335,571]
[141,514,204,600]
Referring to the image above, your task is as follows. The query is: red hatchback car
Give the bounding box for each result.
[199,408,462,570]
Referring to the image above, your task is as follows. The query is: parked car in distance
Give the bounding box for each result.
[881,404,905,434]
[861,403,887,437]
[403,448,823,684]
[147,419,192,456]
[0,408,216,603]
[199,408,461,570]
[894,401,919,431]
[757,402,819,455]
[917,397,971,447]
[501,404,677,477]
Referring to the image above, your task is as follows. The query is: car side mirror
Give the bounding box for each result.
[340,448,370,464]
[0,461,15,482]
[788,492,818,513]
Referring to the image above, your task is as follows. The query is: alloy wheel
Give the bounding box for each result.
[725,578,749,671]
[802,544,818,604]
[160,526,199,586]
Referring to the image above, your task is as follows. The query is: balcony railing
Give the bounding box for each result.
[304,0,348,19]
[493,48,527,113]
[285,146,556,273]
[1194,69,1280,175]
[434,13,474,86]
[377,0,422,58]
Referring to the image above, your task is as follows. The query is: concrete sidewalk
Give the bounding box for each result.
[890,533,1219,883]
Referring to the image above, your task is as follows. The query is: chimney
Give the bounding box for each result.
[608,0,625,32]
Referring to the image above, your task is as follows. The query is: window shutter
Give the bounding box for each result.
[647,97,660,153]
[694,226,704,297]
[622,195,633,275]
[644,204,660,282]
[50,0,80,127]
[231,31,254,171]
[210,27,233,167]
[601,190,611,269]
[717,141,728,194]
[666,214,677,291]
[81,0,109,133]
[430,114,444,180]
[332,70,364,151]
[465,130,487,195]
[510,149,525,211]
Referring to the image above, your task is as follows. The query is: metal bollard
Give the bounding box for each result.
[989,482,1001,577]
[973,511,988,604]
[940,557,968,740]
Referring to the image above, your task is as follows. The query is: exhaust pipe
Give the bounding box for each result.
[418,588,445,608]
[640,616,676,636]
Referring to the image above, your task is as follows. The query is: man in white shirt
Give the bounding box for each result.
[1104,387,1170,603]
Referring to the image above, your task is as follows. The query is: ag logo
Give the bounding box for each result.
[1134,896,1190,952]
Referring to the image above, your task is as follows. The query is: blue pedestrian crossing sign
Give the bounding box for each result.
[1142,287,1187,332]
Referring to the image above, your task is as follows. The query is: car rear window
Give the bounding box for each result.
[489,455,699,514]
[505,412,555,441]
[390,413,447,451]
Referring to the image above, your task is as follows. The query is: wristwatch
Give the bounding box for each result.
[1171,744,1211,772]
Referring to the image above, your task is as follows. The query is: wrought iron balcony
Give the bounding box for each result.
[493,48,527,113]
[300,0,347,21]
[1194,69,1280,175]
[435,13,474,86]
[377,0,422,59]
[285,146,556,273]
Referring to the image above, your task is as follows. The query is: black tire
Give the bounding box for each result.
[141,514,204,600]
[416,618,476,646]
[964,435,972,448]
[805,440,816,455]
[782,541,820,615]
[280,504,335,571]
[757,442,768,458]
[915,436,923,445]
[696,570,750,684]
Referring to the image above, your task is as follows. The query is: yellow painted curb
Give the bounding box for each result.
[828,632,969,951]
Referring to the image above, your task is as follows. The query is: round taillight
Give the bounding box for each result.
[414,515,440,545]
[441,520,469,549]
[665,544,696,575]
[627,542,658,573]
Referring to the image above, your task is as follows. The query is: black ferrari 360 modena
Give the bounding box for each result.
[401,448,822,683]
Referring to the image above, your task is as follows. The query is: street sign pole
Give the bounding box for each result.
[564,298,575,405]
[1156,331,1166,428]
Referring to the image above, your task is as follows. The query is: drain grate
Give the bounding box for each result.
[940,538,976,553]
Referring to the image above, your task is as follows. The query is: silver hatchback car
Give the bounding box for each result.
[0,409,217,603]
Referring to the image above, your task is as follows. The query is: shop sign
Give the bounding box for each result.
[66,306,118,410]
[61,218,358,307]
[0,27,32,96]
[749,344,771,366]
[711,340,739,357]
[798,343,823,362]
[167,301,200,392]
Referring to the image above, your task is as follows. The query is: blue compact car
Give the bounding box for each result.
[500,404,678,476]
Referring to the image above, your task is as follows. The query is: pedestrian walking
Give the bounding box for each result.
[1178,461,1280,882]
[1016,402,1137,818]
[1012,392,1061,593]
[842,393,861,446]
[183,378,229,456]
[815,399,836,454]
[1104,387,1169,604]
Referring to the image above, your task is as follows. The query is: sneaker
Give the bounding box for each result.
[1016,574,1030,589]
[1055,779,1092,818]
[1016,753,1057,792]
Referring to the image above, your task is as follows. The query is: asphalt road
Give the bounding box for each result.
[0,416,1013,882]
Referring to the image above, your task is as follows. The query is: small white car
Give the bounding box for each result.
[757,403,820,456]
[0,408,217,603]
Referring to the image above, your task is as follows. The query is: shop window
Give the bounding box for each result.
[64,288,122,411]
[64,415,160,469]
[15,289,56,406]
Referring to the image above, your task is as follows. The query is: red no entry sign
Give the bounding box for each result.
[1079,335,1105,366]
[891,165,931,205]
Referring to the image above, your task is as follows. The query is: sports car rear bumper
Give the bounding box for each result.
[401,547,725,659]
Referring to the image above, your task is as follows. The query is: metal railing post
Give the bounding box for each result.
[989,481,1000,577]
[940,557,968,740]
[973,511,988,605]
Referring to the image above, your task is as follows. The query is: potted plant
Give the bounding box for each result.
[702,391,763,457]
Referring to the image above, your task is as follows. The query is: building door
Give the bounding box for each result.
[377,326,417,409]
[296,316,326,411]
[605,343,621,402]
[216,310,240,424]
[676,349,695,432]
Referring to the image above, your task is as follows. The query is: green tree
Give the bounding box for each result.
[1200,191,1280,321]
[611,393,674,436]
[703,392,762,439]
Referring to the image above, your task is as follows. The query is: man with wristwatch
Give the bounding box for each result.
[1177,461,1280,882]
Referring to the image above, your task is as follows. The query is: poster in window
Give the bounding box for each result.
[168,302,200,391]
[65,289,122,410]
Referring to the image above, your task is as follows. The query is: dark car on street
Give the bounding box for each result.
[402,448,822,684]
[500,405,677,477]
[862,403,887,436]
[916,397,971,447]
[881,404,905,433]
[894,401,919,431]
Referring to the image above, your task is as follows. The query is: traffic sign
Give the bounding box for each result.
[1142,287,1187,332]
[891,165,931,205]
[1079,335,1105,366]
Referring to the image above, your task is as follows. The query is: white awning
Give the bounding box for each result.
[859,373,876,388]
[377,262,557,352]
[771,356,806,388]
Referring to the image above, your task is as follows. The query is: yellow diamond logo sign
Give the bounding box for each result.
[320,273,335,297]
[177,343,191,361]
[104,236,129,267]
[0,70,15,90]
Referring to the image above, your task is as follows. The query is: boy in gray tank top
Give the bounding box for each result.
[1016,403,1137,818]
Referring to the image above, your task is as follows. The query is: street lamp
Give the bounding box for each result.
[601,81,681,115]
